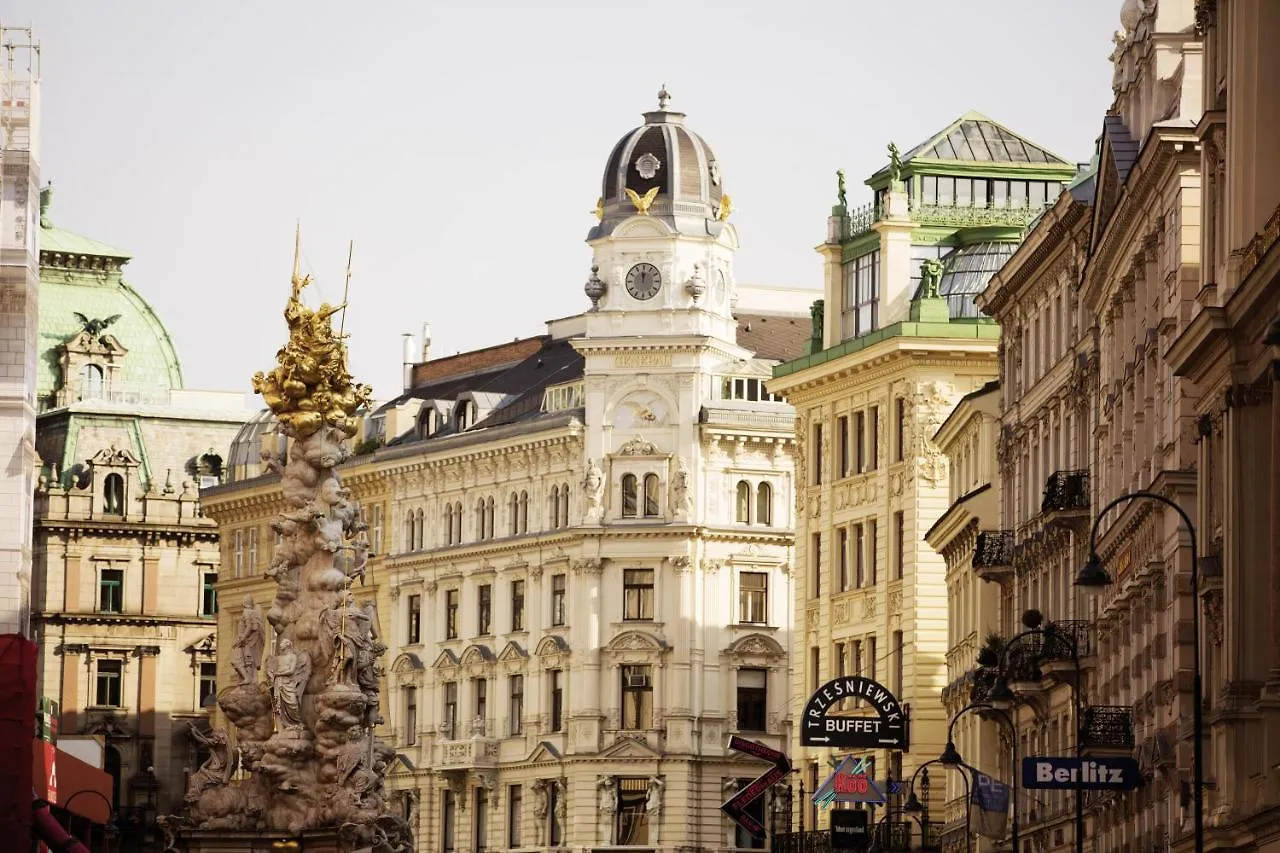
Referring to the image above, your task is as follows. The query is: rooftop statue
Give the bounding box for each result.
[888,142,903,184]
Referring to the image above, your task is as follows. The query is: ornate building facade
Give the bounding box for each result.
[30,193,252,826]
[771,114,1074,838]
[203,92,811,853]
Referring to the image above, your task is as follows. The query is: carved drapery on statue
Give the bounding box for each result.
[168,269,409,852]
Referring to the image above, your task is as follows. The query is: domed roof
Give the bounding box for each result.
[35,186,184,403]
[590,87,728,239]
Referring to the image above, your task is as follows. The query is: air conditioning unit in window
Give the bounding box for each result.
[626,673,649,688]
[198,475,220,489]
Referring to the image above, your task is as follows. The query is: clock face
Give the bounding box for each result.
[625,263,662,301]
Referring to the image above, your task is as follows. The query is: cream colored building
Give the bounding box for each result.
[770,112,1075,836]
[30,194,252,830]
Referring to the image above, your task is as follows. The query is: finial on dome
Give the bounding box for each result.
[657,84,671,111]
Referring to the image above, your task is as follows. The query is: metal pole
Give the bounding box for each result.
[799,778,806,853]
[1086,490,1202,853]
[944,702,1018,853]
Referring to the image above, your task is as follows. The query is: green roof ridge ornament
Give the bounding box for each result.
[836,169,847,209]
[887,142,903,184]
[39,181,53,229]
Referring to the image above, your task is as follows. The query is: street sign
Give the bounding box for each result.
[721,736,791,839]
[813,756,886,806]
[1021,757,1142,791]
[830,808,871,852]
[801,676,910,750]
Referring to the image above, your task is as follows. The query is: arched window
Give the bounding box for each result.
[414,509,424,549]
[519,490,529,534]
[735,481,751,524]
[509,493,519,536]
[559,483,570,528]
[444,504,455,546]
[455,400,475,431]
[103,473,125,515]
[452,502,463,542]
[476,499,487,540]
[643,474,660,517]
[549,486,560,529]
[406,511,416,549]
[756,482,773,526]
[485,496,495,539]
[81,363,104,399]
[621,474,638,518]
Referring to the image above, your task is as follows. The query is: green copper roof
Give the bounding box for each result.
[871,111,1072,179]
[773,315,998,380]
[36,195,184,403]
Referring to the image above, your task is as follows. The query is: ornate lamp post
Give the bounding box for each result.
[904,759,971,853]
[1075,490,1203,853]
[940,702,1018,853]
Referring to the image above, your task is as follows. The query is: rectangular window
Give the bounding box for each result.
[810,533,822,598]
[894,511,905,580]
[837,415,849,478]
[868,635,878,681]
[509,675,524,736]
[621,665,653,729]
[247,527,258,574]
[233,530,243,578]
[809,646,820,693]
[869,405,879,469]
[407,594,422,644]
[956,177,972,207]
[623,568,655,621]
[855,411,866,473]
[442,790,456,853]
[478,584,492,635]
[1029,180,1047,209]
[850,251,880,337]
[895,397,906,462]
[445,589,459,640]
[868,519,878,586]
[511,580,525,632]
[508,785,523,848]
[198,662,217,708]
[473,677,487,726]
[852,639,863,676]
[739,572,768,624]
[371,504,384,554]
[922,175,938,205]
[95,659,122,707]
[993,179,1009,208]
[99,568,123,613]
[200,572,218,617]
[855,523,865,588]
[893,630,905,694]
[550,574,566,627]
[835,642,845,677]
[404,685,418,746]
[616,777,651,845]
[1010,179,1028,208]
[443,681,458,738]
[837,526,849,592]
[473,787,488,853]
[937,176,955,206]
[812,422,824,484]
[549,670,564,732]
[736,668,767,731]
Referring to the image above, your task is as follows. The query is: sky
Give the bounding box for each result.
[7,1,1120,401]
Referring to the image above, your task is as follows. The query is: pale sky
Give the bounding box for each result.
[8,1,1120,400]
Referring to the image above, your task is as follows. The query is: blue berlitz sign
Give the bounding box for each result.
[1022,757,1142,791]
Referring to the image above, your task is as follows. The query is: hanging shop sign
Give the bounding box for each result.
[800,676,910,750]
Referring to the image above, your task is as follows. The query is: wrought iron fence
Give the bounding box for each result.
[1040,470,1090,512]
[973,531,1014,568]
[1082,705,1135,750]
[1005,640,1044,683]
[1043,620,1094,660]
[774,829,831,853]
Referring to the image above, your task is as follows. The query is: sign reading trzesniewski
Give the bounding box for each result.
[801,676,910,750]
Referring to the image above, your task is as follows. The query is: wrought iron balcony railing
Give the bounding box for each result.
[973,530,1014,568]
[1082,705,1135,751]
[1042,620,1094,660]
[1040,470,1090,513]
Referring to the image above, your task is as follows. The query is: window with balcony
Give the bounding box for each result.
[643,473,660,517]
[736,668,767,731]
[404,686,417,746]
[201,572,218,617]
[478,584,492,635]
[95,659,123,707]
[739,572,767,624]
[623,569,654,621]
[550,574,566,627]
[549,670,563,732]
[842,251,879,339]
[509,675,524,736]
[445,589,459,640]
[621,665,653,729]
[443,681,458,738]
[81,363,104,398]
[99,568,123,614]
[735,480,751,523]
[549,486,560,528]
[510,580,525,632]
[198,662,217,708]
[621,474,638,518]
[756,482,772,526]
[407,594,421,644]
[473,677,487,725]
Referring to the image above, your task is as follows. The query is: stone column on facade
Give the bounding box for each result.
[141,555,160,615]
[64,548,84,613]
[818,243,842,350]
[871,187,918,328]
[137,645,160,738]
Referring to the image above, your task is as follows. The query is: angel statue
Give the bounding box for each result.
[232,596,266,685]
[184,727,232,803]
[266,638,311,730]
[582,459,605,523]
[72,312,122,340]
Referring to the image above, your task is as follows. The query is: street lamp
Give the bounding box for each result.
[1076,489,1203,853]
[977,610,1085,853]
[942,702,1018,853]
[905,759,972,853]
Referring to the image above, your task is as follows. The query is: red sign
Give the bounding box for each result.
[721,737,791,839]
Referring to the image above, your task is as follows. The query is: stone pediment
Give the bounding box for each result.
[524,740,563,764]
[388,754,417,775]
[88,445,141,468]
[535,635,570,657]
[460,644,495,666]
[615,436,664,457]
[497,641,528,662]
[432,649,460,670]
[606,630,666,653]
[725,633,786,661]
[599,735,661,760]
[392,652,424,675]
[66,328,128,357]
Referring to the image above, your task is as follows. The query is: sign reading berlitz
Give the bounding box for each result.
[1021,757,1141,791]
[801,676,910,750]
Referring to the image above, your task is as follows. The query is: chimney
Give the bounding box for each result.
[421,321,432,362]
[401,333,414,391]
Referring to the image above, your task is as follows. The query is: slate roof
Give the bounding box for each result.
[734,312,813,362]
[1101,115,1139,184]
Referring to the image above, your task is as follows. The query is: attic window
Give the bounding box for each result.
[719,377,783,403]
[455,400,475,431]
[81,363,104,399]
[103,473,125,515]
[419,407,440,438]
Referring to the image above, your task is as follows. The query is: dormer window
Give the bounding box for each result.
[621,475,638,518]
[103,473,125,515]
[455,400,476,431]
[81,363,105,399]
[419,407,441,438]
[643,474,660,517]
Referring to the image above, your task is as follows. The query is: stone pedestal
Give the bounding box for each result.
[177,828,365,853]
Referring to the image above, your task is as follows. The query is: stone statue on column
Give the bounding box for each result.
[232,597,266,685]
[646,776,664,843]
[597,776,618,844]
[582,459,605,523]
